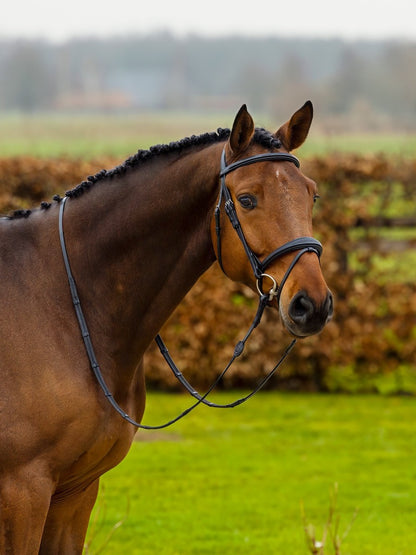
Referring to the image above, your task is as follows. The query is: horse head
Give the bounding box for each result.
[211,102,333,337]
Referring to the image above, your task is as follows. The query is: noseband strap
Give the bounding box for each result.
[260,237,322,270]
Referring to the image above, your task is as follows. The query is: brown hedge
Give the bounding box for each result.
[0,154,415,391]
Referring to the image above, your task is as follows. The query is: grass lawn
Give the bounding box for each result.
[85,392,416,554]
[0,112,230,159]
[1,112,416,159]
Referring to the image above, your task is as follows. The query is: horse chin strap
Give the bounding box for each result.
[59,147,323,430]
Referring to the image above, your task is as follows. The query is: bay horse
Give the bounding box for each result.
[0,102,332,553]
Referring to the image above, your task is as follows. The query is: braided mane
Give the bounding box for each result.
[64,126,281,200]
[8,126,281,218]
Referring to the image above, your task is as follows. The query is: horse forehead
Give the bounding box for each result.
[227,159,314,201]
[258,172,314,223]
[273,164,316,192]
[230,160,293,184]
[261,165,313,200]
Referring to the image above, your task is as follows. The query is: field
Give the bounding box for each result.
[85,392,416,555]
[2,112,416,159]
[1,112,415,554]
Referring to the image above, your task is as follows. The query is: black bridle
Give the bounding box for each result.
[215,149,322,284]
[59,147,322,429]
[215,149,322,298]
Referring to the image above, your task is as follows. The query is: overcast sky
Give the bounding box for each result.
[2,0,416,42]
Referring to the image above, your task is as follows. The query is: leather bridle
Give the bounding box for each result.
[59,147,323,429]
[215,148,322,295]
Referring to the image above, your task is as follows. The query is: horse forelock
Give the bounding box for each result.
[5,126,281,219]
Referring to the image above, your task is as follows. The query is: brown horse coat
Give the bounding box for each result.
[0,103,332,553]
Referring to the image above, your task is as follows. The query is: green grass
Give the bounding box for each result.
[1,112,416,159]
[85,392,416,554]
[297,133,416,158]
[0,112,230,159]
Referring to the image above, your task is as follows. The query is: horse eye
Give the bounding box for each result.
[238,194,257,210]
[313,194,320,204]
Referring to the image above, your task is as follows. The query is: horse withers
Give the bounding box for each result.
[0,102,332,553]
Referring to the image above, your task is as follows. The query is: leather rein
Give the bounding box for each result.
[59,147,322,429]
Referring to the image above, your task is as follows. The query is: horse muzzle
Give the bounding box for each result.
[281,289,333,337]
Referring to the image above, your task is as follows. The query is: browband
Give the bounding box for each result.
[220,151,300,176]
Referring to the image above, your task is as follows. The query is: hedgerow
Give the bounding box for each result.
[0,154,415,391]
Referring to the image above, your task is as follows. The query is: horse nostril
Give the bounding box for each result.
[288,292,315,324]
[326,291,334,319]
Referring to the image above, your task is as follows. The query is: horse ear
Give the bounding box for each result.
[276,100,313,151]
[228,104,255,156]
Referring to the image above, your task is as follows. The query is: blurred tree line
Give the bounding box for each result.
[0,33,415,130]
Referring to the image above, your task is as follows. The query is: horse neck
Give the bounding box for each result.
[63,142,223,372]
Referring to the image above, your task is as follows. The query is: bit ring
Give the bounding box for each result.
[256,273,279,301]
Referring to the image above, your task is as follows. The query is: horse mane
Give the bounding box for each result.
[7,126,281,219]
